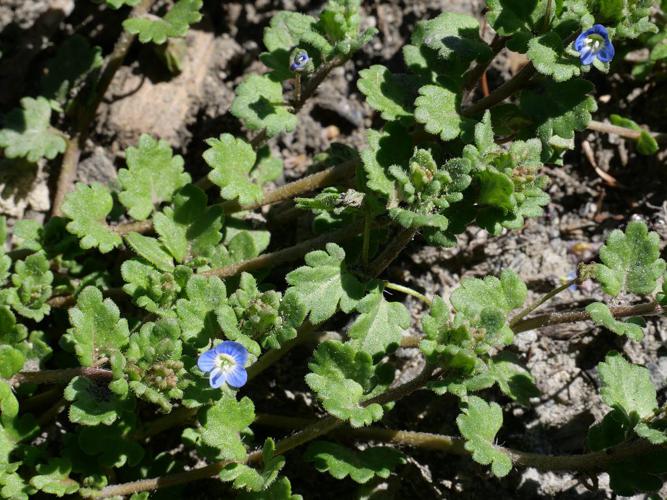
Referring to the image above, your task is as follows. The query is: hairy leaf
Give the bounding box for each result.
[414,85,464,141]
[357,65,418,121]
[123,0,203,44]
[124,232,174,273]
[594,221,665,296]
[29,458,79,497]
[62,183,122,253]
[486,0,549,35]
[5,253,53,321]
[305,441,404,483]
[285,243,364,325]
[586,302,644,341]
[0,97,66,162]
[527,32,581,82]
[203,134,262,206]
[200,395,255,461]
[219,438,284,492]
[64,376,130,426]
[456,396,511,477]
[118,134,190,220]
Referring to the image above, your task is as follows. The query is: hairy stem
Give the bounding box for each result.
[114,159,359,236]
[509,279,576,327]
[51,0,156,217]
[384,281,432,306]
[587,119,667,144]
[90,365,434,498]
[10,367,112,387]
[254,413,659,472]
[367,228,417,278]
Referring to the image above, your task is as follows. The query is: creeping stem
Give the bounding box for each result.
[509,278,577,328]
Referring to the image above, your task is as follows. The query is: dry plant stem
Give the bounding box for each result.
[51,0,156,217]
[114,159,359,236]
[9,367,112,387]
[587,119,667,143]
[92,365,435,498]
[254,413,659,473]
[509,278,577,327]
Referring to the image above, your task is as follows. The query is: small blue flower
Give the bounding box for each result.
[574,24,615,65]
[290,50,310,72]
[197,341,248,389]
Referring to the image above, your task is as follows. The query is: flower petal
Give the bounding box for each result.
[225,366,248,388]
[598,41,615,63]
[215,341,248,367]
[580,48,595,65]
[591,24,609,39]
[197,349,217,373]
[209,368,227,388]
[574,32,588,51]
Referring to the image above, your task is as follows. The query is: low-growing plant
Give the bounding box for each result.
[0,0,666,497]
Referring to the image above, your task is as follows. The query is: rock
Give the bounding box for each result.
[106,28,216,148]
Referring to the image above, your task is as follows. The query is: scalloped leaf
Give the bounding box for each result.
[414,85,464,141]
[203,134,262,206]
[63,376,131,426]
[29,458,79,497]
[231,75,297,137]
[0,97,66,162]
[598,351,657,430]
[200,395,255,461]
[285,243,364,325]
[305,341,385,427]
[417,12,491,67]
[124,232,174,272]
[527,32,581,82]
[5,253,53,322]
[219,438,284,492]
[62,183,122,253]
[237,477,301,500]
[348,284,410,357]
[357,65,418,121]
[586,302,644,341]
[360,123,412,198]
[305,441,405,484]
[123,0,203,44]
[486,0,549,36]
[117,134,190,221]
[456,396,511,478]
[594,221,665,297]
[62,286,129,367]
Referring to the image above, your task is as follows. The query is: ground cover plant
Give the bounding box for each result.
[0,0,667,497]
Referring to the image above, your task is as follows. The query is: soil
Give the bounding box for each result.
[1,0,666,498]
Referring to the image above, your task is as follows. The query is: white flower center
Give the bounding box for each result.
[215,353,237,373]
[585,36,603,52]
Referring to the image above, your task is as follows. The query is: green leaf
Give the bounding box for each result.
[5,253,53,321]
[487,352,540,406]
[0,347,24,379]
[62,182,123,253]
[200,395,255,461]
[153,185,223,262]
[237,477,301,500]
[456,396,511,478]
[219,438,284,492]
[78,422,144,468]
[414,85,464,141]
[118,134,190,220]
[0,97,66,162]
[63,286,130,367]
[527,32,581,82]
[520,78,597,149]
[252,146,283,185]
[637,131,659,155]
[305,441,404,484]
[285,243,364,325]
[305,341,385,427]
[348,284,410,357]
[203,134,262,206]
[63,376,130,426]
[123,0,203,44]
[586,302,644,341]
[231,74,297,137]
[357,65,418,121]
[319,0,361,43]
[477,169,516,212]
[486,0,549,35]
[124,232,175,272]
[40,35,103,104]
[176,274,231,347]
[450,269,527,346]
[598,351,657,422]
[594,221,665,296]
[29,458,79,497]
[360,124,412,198]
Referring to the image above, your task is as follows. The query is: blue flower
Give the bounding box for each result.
[197,341,248,389]
[574,25,615,65]
[290,50,310,72]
